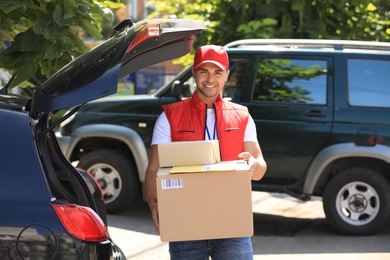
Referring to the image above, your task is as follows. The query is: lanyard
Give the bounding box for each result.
[205,123,216,140]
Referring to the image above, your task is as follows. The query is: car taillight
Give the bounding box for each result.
[126,23,160,53]
[52,204,109,242]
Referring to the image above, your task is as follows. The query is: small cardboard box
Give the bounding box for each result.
[156,161,253,242]
[158,140,220,167]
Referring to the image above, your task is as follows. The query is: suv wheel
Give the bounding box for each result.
[323,167,390,235]
[77,149,139,214]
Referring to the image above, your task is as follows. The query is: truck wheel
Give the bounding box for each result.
[323,167,390,235]
[77,149,139,214]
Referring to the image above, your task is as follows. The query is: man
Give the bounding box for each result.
[145,45,267,259]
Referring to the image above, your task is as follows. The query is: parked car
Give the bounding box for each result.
[0,17,205,259]
[57,39,390,236]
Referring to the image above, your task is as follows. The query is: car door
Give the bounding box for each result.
[236,52,334,187]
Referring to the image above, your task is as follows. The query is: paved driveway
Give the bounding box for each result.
[107,192,390,259]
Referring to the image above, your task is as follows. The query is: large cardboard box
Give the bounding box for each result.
[156,161,253,242]
[158,140,220,167]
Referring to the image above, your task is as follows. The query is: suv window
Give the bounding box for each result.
[224,57,251,101]
[348,59,390,108]
[253,58,327,105]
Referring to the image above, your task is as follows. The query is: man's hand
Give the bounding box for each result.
[149,200,160,233]
[145,145,161,233]
[239,141,267,180]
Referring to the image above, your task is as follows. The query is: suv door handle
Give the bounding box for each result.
[304,110,326,118]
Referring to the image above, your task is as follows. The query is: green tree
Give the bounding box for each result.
[147,0,389,103]
[0,0,124,89]
[148,0,390,47]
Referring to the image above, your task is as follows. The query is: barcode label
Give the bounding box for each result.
[161,178,183,189]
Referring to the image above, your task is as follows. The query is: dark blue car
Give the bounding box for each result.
[0,18,205,259]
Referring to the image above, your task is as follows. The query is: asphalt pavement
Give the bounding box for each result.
[107,192,390,260]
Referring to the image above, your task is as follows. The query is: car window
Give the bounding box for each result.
[223,58,251,101]
[252,58,327,105]
[348,59,390,108]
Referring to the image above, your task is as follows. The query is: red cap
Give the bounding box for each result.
[193,45,229,70]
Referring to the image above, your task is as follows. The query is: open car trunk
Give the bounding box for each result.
[30,18,205,115]
[28,17,205,232]
[28,17,205,211]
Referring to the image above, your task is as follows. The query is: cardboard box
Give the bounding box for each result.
[158,140,220,167]
[156,161,253,242]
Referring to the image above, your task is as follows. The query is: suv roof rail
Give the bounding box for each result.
[224,39,390,51]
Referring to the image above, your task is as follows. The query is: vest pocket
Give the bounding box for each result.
[172,130,200,141]
[225,128,241,132]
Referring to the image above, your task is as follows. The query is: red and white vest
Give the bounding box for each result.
[162,90,249,161]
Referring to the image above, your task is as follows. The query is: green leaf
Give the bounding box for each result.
[95,0,125,9]
[0,50,19,69]
[0,0,30,14]
[0,30,16,41]
[79,17,103,39]
[20,29,46,52]
[44,44,60,60]
[262,18,278,26]
[291,1,304,12]
[63,4,77,20]
[7,52,41,88]
[53,2,65,26]
[33,12,62,40]
[64,0,79,9]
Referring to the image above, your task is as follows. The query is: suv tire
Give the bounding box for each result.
[323,167,390,235]
[78,149,139,213]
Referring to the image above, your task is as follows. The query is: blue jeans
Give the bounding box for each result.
[169,237,253,260]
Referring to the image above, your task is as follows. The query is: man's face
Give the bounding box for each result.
[192,63,229,103]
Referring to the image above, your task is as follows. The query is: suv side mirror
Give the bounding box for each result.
[181,83,192,97]
[171,80,182,101]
